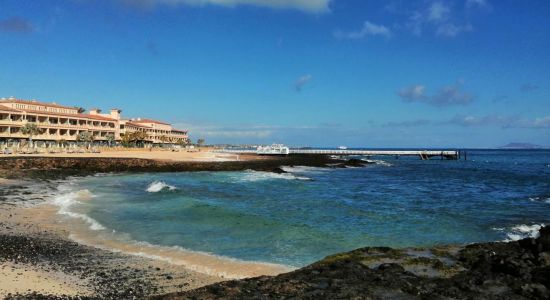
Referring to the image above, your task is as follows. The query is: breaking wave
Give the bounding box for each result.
[50,188,105,231]
[529,196,550,204]
[146,181,178,193]
[502,224,545,242]
[280,166,328,173]
[237,170,311,182]
[361,159,393,167]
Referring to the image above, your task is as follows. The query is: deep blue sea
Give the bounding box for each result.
[53,150,550,268]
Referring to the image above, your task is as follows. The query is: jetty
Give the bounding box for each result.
[217,145,462,160]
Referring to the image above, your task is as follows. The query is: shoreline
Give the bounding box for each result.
[0,153,340,298]
[0,198,222,299]
[2,154,548,299]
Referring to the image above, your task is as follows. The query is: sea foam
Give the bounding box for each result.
[238,170,310,182]
[361,159,393,167]
[529,196,550,204]
[504,224,545,242]
[51,188,105,231]
[280,166,327,173]
[146,181,178,193]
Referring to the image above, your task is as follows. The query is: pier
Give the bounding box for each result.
[217,148,462,160]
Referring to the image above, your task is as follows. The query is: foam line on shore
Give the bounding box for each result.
[49,180,292,279]
[50,188,106,231]
[67,231,293,279]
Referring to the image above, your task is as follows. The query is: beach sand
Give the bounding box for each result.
[0,262,90,298]
[0,153,335,298]
[0,178,225,298]
[7,148,251,162]
[0,167,290,298]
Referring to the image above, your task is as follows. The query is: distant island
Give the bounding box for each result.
[499,142,543,149]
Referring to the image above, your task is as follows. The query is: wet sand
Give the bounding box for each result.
[0,154,352,298]
[0,155,336,298]
[0,179,223,298]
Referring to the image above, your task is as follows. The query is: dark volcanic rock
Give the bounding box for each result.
[270,167,288,174]
[0,233,159,299]
[344,158,366,167]
[152,227,550,300]
[0,156,334,175]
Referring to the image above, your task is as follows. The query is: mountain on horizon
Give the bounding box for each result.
[499,142,543,149]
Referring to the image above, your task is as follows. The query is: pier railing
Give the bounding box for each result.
[215,149,461,160]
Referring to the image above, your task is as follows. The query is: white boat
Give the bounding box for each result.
[338,146,348,150]
[256,144,290,155]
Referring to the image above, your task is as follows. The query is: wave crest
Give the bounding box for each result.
[238,170,311,182]
[51,188,105,231]
[504,224,544,241]
[361,159,393,167]
[146,181,178,193]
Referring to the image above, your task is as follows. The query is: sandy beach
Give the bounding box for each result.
[0,153,331,298]
[0,189,223,299]
[1,153,548,299]
[7,148,246,162]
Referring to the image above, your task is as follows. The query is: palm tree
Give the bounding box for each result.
[105,133,115,147]
[21,122,40,149]
[77,131,94,149]
[128,131,145,147]
[159,135,168,146]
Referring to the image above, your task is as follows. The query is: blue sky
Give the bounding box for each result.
[0,0,549,147]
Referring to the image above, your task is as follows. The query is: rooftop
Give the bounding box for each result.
[131,118,170,125]
[0,98,79,110]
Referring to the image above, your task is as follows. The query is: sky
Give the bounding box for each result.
[0,0,549,148]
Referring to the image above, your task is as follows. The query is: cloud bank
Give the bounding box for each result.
[120,0,331,13]
[399,83,474,107]
[384,115,550,129]
[334,21,391,39]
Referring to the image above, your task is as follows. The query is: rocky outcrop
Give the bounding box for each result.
[0,156,334,179]
[153,227,550,300]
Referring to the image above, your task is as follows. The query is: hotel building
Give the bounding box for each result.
[0,97,188,146]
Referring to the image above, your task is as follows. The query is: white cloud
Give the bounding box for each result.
[446,115,550,129]
[120,0,331,13]
[401,1,476,38]
[201,130,273,138]
[398,82,474,107]
[398,85,427,101]
[436,23,473,37]
[428,2,450,23]
[466,0,488,8]
[294,74,312,91]
[334,21,391,39]
[527,116,550,129]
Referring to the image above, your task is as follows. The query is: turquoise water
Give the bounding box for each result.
[56,150,550,267]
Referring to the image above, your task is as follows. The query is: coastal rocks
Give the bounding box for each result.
[0,156,335,175]
[328,158,370,169]
[270,167,288,174]
[0,233,160,299]
[154,227,550,300]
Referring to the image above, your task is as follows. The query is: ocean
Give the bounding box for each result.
[50,149,550,271]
